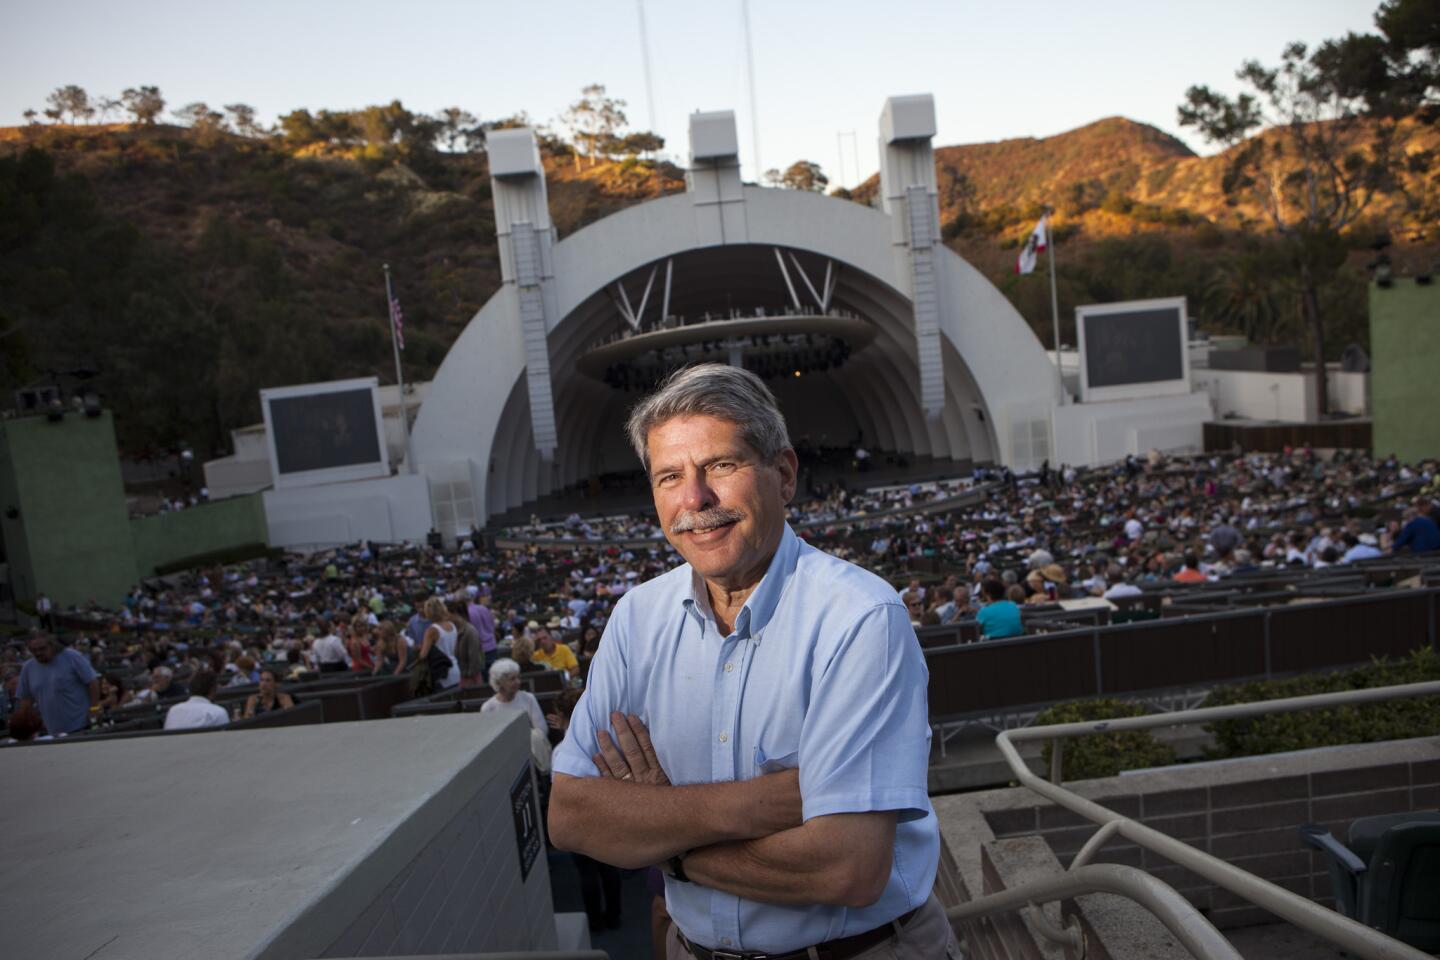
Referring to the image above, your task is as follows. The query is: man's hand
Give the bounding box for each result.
[593,712,670,786]
[592,712,802,832]
[549,714,804,867]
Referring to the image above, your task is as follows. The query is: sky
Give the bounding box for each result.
[3,0,1383,187]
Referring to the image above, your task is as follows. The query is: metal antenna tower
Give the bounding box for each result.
[636,0,657,135]
[837,130,859,188]
[741,0,761,180]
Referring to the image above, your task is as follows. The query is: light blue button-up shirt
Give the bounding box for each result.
[553,524,938,953]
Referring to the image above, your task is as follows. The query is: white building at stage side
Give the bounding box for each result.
[246,95,1213,549]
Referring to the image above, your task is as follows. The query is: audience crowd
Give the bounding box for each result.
[3,449,1437,743]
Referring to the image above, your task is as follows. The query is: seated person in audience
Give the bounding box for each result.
[312,620,350,673]
[243,667,295,718]
[347,614,376,673]
[1394,499,1440,554]
[283,647,309,681]
[1103,572,1144,600]
[976,577,1024,639]
[508,634,543,673]
[933,586,971,625]
[1172,553,1208,583]
[370,622,408,675]
[132,665,188,703]
[225,655,257,687]
[532,623,579,677]
[97,672,133,711]
[480,657,547,736]
[579,625,602,659]
[163,670,230,730]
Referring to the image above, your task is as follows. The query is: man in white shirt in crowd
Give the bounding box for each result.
[163,670,230,730]
[313,621,350,673]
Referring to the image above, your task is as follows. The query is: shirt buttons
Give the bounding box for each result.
[724,662,734,672]
[718,732,729,743]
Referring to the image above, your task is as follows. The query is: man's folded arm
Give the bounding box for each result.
[683,810,896,908]
[548,770,800,868]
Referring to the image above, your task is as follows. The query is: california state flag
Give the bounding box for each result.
[1016,215,1048,274]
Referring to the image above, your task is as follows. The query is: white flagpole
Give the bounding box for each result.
[1045,209,1066,405]
[384,263,415,474]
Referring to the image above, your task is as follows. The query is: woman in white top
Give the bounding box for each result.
[480,657,546,735]
[419,597,461,689]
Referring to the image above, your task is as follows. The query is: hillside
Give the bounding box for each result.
[854,114,1437,239]
[0,116,1434,454]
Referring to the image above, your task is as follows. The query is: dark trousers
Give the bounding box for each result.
[573,853,622,927]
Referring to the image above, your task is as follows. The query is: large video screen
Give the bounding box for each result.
[268,388,383,475]
[1082,306,1185,389]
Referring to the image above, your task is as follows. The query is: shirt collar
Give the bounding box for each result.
[683,524,800,639]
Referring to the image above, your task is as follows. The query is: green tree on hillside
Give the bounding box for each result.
[121,86,166,125]
[764,161,829,192]
[96,96,122,124]
[438,107,478,152]
[783,160,828,192]
[1178,0,1435,417]
[224,103,264,138]
[46,85,92,124]
[563,84,627,169]
[176,102,225,131]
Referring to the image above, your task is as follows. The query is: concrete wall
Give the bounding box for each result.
[1051,392,1212,467]
[130,493,269,576]
[1194,368,1316,422]
[263,472,432,549]
[6,712,557,960]
[1193,367,1370,422]
[1371,277,1440,462]
[0,410,138,607]
[319,715,557,957]
[1328,369,1368,417]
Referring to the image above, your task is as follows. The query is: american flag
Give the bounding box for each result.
[389,295,406,351]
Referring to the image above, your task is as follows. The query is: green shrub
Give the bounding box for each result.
[1036,698,1177,781]
[1204,648,1440,759]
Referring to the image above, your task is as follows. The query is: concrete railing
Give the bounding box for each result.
[966,679,1440,959]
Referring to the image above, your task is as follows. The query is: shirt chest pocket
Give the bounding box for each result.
[749,703,804,776]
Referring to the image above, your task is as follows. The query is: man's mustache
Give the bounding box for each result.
[670,507,745,534]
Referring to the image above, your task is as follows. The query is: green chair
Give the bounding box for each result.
[1299,811,1440,952]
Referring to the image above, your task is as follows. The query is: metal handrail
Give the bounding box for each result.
[947,863,1243,960]
[993,679,1440,960]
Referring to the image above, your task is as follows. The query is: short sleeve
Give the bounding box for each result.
[16,664,34,701]
[798,602,931,823]
[551,607,630,779]
[71,650,98,685]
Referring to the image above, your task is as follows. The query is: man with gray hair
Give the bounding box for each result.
[550,364,953,958]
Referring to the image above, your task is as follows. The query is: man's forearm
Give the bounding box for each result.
[549,773,797,868]
[683,812,895,908]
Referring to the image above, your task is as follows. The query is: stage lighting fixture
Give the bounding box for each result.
[45,398,64,423]
[82,393,102,418]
